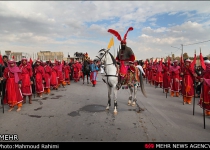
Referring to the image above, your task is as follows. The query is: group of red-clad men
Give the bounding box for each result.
[141,54,210,116]
[0,56,78,112]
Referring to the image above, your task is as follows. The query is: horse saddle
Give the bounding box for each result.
[118,65,140,86]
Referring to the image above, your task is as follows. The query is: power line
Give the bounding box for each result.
[183,39,210,46]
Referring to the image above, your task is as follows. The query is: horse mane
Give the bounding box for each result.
[108,52,116,65]
[99,49,106,52]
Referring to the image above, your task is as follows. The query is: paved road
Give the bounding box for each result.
[0,73,209,142]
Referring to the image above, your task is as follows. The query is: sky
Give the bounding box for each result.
[0,1,210,61]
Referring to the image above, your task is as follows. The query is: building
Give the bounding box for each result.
[5,51,31,61]
[37,51,64,61]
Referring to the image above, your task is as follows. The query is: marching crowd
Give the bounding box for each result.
[140,56,210,116]
[0,53,100,112]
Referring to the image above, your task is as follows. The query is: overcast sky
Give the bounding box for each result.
[0,1,210,60]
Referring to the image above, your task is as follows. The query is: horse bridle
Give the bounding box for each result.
[97,49,115,66]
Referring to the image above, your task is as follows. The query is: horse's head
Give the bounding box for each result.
[96,48,109,64]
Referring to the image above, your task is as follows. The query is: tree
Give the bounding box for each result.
[174,56,181,61]
[183,52,189,59]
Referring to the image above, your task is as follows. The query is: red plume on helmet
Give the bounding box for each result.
[108,27,133,44]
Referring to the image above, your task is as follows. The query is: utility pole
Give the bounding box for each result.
[181,44,183,59]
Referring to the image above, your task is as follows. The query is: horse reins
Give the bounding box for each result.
[98,49,118,87]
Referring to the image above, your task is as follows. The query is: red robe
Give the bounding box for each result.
[147,64,152,82]
[3,68,23,106]
[198,63,210,110]
[19,64,33,96]
[155,64,163,83]
[182,65,195,97]
[34,65,45,93]
[78,63,83,78]
[162,65,171,90]
[73,62,80,81]
[169,65,180,92]
[57,64,64,82]
[152,64,156,83]
[50,66,58,87]
[44,65,52,88]
[64,65,71,81]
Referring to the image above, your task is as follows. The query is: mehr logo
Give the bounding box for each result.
[0,134,19,141]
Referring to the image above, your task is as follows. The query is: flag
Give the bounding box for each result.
[167,56,170,69]
[29,58,33,65]
[107,36,114,49]
[160,58,163,66]
[180,54,184,70]
[190,50,196,70]
[154,58,157,63]
[0,54,3,65]
[200,48,206,70]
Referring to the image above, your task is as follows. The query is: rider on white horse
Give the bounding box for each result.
[108,27,136,90]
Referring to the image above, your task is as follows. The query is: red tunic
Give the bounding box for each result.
[64,65,71,81]
[3,68,23,106]
[19,64,33,95]
[57,64,64,82]
[162,65,171,90]
[50,66,58,87]
[73,62,80,80]
[169,65,180,92]
[198,63,210,110]
[43,65,52,88]
[155,64,163,83]
[147,65,152,82]
[34,65,45,93]
[182,65,195,97]
[152,65,156,82]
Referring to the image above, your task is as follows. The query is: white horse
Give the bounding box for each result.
[96,49,147,114]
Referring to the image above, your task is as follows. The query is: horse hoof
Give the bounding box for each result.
[132,103,136,107]
[128,100,132,106]
[113,111,117,114]
[106,107,109,110]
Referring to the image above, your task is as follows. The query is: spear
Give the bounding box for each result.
[193,49,196,115]
[202,79,205,129]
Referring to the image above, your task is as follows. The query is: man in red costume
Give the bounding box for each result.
[3,59,23,112]
[198,57,210,115]
[73,60,80,82]
[147,61,153,84]
[169,60,181,97]
[50,61,58,90]
[155,60,163,88]
[162,62,171,93]
[19,58,33,104]
[57,60,65,87]
[108,27,135,90]
[181,58,197,104]
[34,59,45,97]
[152,61,157,86]
[78,61,83,79]
[43,61,52,94]
[63,61,71,85]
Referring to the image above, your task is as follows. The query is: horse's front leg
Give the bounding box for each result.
[128,85,133,106]
[132,84,138,107]
[113,85,118,114]
[106,85,112,110]
[82,73,85,84]
[87,74,89,84]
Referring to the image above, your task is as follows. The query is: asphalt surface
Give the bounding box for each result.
[0,73,210,142]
